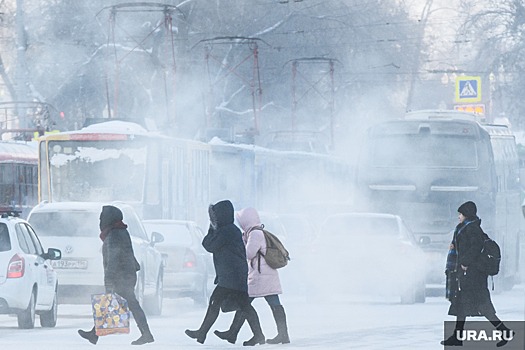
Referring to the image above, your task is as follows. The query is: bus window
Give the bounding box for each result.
[371,134,478,168]
[47,140,147,202]
[145,142,160,205]
[0,223,10,251]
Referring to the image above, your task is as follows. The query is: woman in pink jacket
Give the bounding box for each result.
[214,207,290,345]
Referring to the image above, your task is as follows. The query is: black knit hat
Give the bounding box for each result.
[458,201,477,219]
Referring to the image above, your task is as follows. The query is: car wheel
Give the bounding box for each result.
[18,289,36,329]
[135,270,145,307]
[40,287,58,327]
[400,286,416,305]
[192,276,209,306]
[145,271,163,316]
[415,281,426,303]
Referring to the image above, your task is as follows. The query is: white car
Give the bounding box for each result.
[142,220,213,305]
[308,212,427,304]
[27,202,165,315]
[0,212,61,328]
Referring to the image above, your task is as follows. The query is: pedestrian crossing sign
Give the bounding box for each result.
[455,76,481,103]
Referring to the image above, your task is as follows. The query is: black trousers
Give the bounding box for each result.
[197,285,263,336]
[112,284,150,333]
[455,305,502,331]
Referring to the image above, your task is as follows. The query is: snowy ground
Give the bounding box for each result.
[0,283,523,349]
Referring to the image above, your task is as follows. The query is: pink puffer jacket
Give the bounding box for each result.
[236,207,282,297]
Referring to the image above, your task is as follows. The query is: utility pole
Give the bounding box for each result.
[96,3,182,128]
[195,36,265,140]
[15,0,30,128]
[288,57,338,149]
[406,0,433,111]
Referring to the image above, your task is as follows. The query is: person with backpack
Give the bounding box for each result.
[441,201,513,347]
[185,200,265,346]
[214,207,291,345]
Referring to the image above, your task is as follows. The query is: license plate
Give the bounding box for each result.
[51,259,88,269]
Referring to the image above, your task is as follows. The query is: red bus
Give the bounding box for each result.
[0,141,38,218]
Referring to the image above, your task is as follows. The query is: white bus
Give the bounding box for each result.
[356,110,521,290]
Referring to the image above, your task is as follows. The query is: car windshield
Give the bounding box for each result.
[29,211,99,237]
[143,222,192,246]
[0,223,11,251]
[324,216,402,238]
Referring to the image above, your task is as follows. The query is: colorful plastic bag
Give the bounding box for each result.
[91,293,130,336]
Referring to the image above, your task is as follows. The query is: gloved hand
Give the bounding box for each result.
[208,204,218,230]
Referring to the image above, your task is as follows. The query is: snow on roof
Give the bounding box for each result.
[32,201,132,212]
[208,136,336,158]
[0,141,38,162]
[65,121,149,136]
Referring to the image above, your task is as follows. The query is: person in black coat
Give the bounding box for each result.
[78,205,154,346]
[185,200,265,346]
[441,201,512,347]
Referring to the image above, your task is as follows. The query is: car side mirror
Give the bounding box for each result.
[151,231,164,246]
[43,248,62,260]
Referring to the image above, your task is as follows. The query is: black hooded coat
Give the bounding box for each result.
[447,217,496,317]
[202,200,248,292]
[100,205,140,289]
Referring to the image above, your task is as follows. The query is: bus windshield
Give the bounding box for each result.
[47,140,146,202]
[370,134,478,168]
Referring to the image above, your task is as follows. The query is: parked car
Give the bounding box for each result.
[308,212,427,304]
[142,220,213,305]
[27,201,165,315]
[0,211,61,328]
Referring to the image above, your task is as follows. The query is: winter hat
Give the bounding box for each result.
[99,205,124,230]
[457,201,477,219]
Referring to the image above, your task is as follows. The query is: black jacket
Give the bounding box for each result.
[102,227,140,289]
[448,218,496,317]
[202,200,248,292]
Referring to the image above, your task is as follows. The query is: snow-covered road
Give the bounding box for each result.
[0,284,523,349]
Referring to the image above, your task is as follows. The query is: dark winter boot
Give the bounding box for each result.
[214,310,245,344]
[78,326,99,345]
[243,308,265,346]
[266,305,290,344]
[214,330,236,344]
[185,298,221,344]
[185,329,207,344]
[496,322,514,348]
[440,333,463,346]
[243,334,266,347]
[131,324,155,345]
